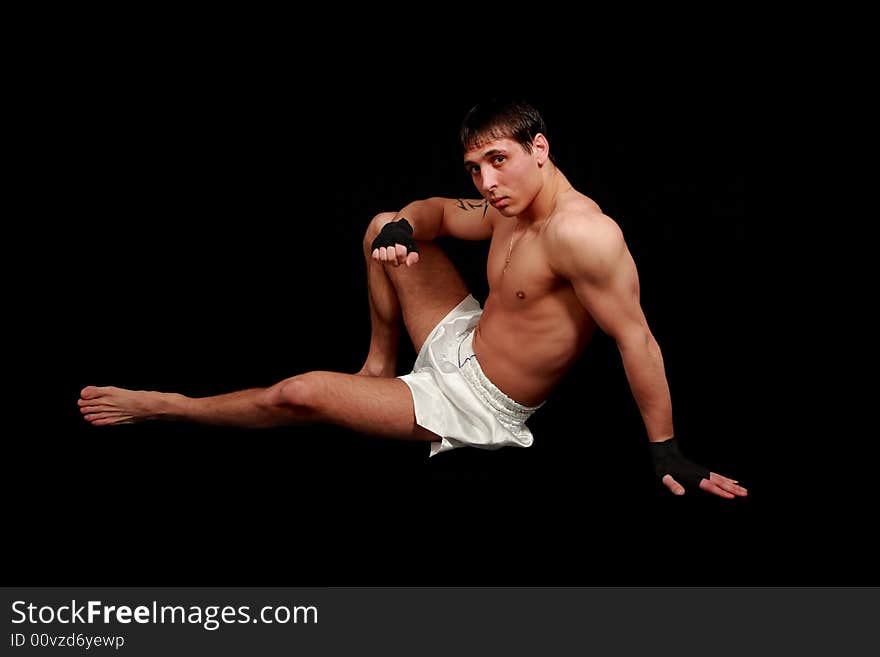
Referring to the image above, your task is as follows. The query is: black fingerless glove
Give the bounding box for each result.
[370,218,420,254]
[648,438,710,488]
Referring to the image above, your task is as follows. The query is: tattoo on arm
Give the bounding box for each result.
[456,198,490,218]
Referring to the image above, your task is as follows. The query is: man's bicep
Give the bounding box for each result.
[561,226,649,341]
[438,198,496,240]
[573,266,648,341]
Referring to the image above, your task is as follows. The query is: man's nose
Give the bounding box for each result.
[480,171,498,194]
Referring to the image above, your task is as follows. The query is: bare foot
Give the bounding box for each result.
[78,385,167,426]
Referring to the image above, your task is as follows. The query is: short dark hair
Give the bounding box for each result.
[460,98,554,162]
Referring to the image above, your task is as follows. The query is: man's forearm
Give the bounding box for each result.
[617,331,674,442]
[389,197,446,241]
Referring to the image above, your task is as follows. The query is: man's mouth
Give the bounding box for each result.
[491,197,509,208]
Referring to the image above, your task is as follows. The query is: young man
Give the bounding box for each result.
[78,99,746,500]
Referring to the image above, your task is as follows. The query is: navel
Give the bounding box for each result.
[516,291,526,299]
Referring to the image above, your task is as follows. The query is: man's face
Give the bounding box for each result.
[463,136,541,217]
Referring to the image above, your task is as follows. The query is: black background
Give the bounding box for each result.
[6,36,866,587]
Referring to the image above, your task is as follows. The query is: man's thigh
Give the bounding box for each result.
[381,240,471,354]
[288,371,439,441]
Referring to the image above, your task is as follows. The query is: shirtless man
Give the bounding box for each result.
[78,99,746,500]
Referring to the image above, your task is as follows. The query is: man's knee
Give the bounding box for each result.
[363,211,398,251]
[265,373,322,411]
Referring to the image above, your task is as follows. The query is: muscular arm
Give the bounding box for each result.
[549,215,748,499]
[548,215,673,442]
[389,197,496,241]
[372,197,497,267]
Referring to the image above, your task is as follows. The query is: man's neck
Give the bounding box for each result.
[518,167,570,226]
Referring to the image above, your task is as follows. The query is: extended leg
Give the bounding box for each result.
[80,212,471,438]
[79,371,438,441]
[79,385,293,429]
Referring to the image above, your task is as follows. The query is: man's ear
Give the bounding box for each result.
[533,133,550,166]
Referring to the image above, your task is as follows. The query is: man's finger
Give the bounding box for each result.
[406,251,419,267]
[709,473,748,496]
[395,243,408,265]
[710,472,738,485]
[372,248,380,261]
[721,480,749,496]
[662,474,685,496]
[390,244,403,266]
[381,246,398,265]
[700,479,735,499]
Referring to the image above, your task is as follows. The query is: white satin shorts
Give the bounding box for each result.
[398,294,545,457]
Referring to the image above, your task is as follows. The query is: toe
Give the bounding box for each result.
[86,411,120,421]
[80,386,104,399]
[93,415,133,426]
[80,405,112,414]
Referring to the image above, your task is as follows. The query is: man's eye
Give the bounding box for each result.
[470,166,480,174]
[493,156,505,165]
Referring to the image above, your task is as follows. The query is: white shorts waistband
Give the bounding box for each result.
[457,328,545,427]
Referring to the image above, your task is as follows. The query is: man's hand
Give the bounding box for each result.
[649,438,748,499]
[371,218,420,268]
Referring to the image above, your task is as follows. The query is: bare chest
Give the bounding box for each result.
[486,224,562,307]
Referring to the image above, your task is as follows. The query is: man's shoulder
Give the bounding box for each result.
[546,198,625,279]
[548,197,622,250]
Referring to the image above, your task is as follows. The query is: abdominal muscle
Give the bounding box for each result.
[472,290,597,407]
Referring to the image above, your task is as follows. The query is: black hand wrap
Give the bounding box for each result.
[648,438,710,489]
[370,218,420,254]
